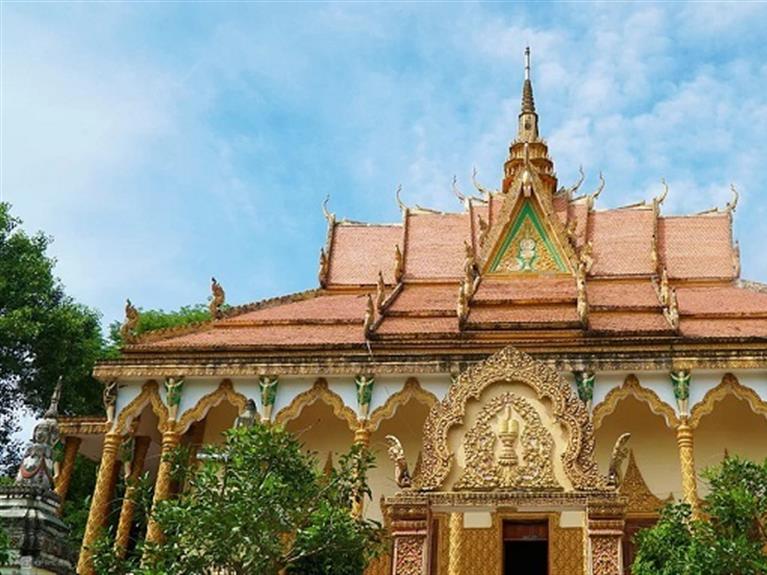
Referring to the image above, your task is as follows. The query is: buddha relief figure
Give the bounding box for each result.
[516,236,538,271]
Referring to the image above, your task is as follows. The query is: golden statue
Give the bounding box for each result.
[607,432,631,488]
[209,277,226,319]
[120,299,139,344]
[385,435,412,489]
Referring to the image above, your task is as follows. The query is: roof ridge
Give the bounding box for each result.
[126,288,324,346]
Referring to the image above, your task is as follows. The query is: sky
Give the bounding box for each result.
[2,1,767,334]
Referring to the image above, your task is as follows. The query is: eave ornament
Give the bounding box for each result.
[385,435,412,489]
[670,370,691,415]
[103,380,118,424]
[574,371,596,411]
[355,374,375,420]
[209,277,226,319]
[164,376,185,422]
[121,299,140,344]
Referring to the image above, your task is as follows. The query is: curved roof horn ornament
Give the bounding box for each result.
[472,166,496,198]
[726,184,739,213]
[395,184,408,213]
[322,194,334,223]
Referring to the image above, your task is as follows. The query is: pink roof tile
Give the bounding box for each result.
[587,280,660,309]
[587,208,656,276]
[404,212,469,279]
[473,277,576,303]
[328,224,402,285]
[658,215,735,280]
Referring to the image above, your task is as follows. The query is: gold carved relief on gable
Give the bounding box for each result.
[456,392,559,491]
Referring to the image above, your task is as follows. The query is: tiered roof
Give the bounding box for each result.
[119,53,767,362]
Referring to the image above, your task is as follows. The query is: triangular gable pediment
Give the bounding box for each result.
[485,197,571,274]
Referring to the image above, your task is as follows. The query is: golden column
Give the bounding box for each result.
[55,435,82,504]
[352,374,374,518]
[144,376,184,546]
[76,431,122,575]
[671,369,699,514]
[676,417,699,515]
[114,436,151,556]
[448,512,463,575]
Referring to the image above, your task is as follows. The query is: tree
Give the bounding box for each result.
[92,424,385,575]
[105,304,211,354]
[0,202,104,470]
[633,456,767,575]
[0,524,9,566]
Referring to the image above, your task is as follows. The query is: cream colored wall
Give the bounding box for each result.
[201,401,240,445]
[369,399,431,521]
[694,395,767,494]
[283,399,355,477]
[595,396,681,499]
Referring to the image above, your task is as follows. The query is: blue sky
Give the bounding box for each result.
[2,2,767,329]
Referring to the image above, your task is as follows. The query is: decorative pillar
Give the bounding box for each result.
[77,431,122,575]
[144,428,181,546]
[258,375,279,423]
[671,369,698,514]
[587,498,626,575]
[55,435,82,503]
[676,418,699,515]
[351,425,371,518]
[448,512,463,575]
[388,498,430,575]
[114,436,151,556]
[574,370,596,412]
[144,377,184,547]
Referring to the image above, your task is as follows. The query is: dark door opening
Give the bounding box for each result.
[503,520,548,575]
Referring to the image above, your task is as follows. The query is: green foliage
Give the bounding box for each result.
[92,424,385,575]
[60,455,99,547]
[0,202,104,470]
[106,304,211,353]
[0,524,9,566]
[633,456,767,575]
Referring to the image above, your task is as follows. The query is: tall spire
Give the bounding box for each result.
[517,46,539,142]
[521,46,535,114]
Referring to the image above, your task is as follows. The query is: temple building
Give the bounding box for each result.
[61,50,767,575]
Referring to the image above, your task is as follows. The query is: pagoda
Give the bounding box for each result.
[61,49,767,575]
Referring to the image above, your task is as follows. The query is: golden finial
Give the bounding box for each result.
[578,241,594,274]
[576,266,588,326]
[452,175,467,206]
[363,294,375,337]
[322,194,334,223]
[318,247,330,287]
[664,287,680,330]
[209,277,226,319]
[477,215,490,247]
[560,165,585,196]
[456,283,469,327]
[592,172,606,199]
[121,298,139,344]
[395,184,408,213]
[375,270,386,313]
[654,178,669,212]
[472,166,495,198]
[659,266,670,307]
[726,184,739,213]
[394,244,405,283]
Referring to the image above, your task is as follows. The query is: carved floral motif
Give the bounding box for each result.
[456,392,559,490]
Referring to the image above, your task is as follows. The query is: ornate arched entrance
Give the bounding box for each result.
[384,347,627,575]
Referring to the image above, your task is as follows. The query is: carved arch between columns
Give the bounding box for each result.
[274,378,359,432]
[176,379,249,434]
[115,380,168,434]
[689,373,767,428]
[592,374,679,429]
[418,346,604,491]
[367,378,438,432]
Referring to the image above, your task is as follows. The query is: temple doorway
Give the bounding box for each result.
[503,520,548,575]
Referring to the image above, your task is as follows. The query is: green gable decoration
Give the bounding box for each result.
[488,200,568,273]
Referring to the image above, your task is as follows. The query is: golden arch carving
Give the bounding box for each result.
[690,373,767,428]
[418,346,604,491]
[115,380,168,434]
[177,379,249,434]
[593,374,679,429]
[274,378,359,432]
[367,378,438,432]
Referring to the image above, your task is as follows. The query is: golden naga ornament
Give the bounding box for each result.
[121,298,140,344]
[209,277,226,319]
